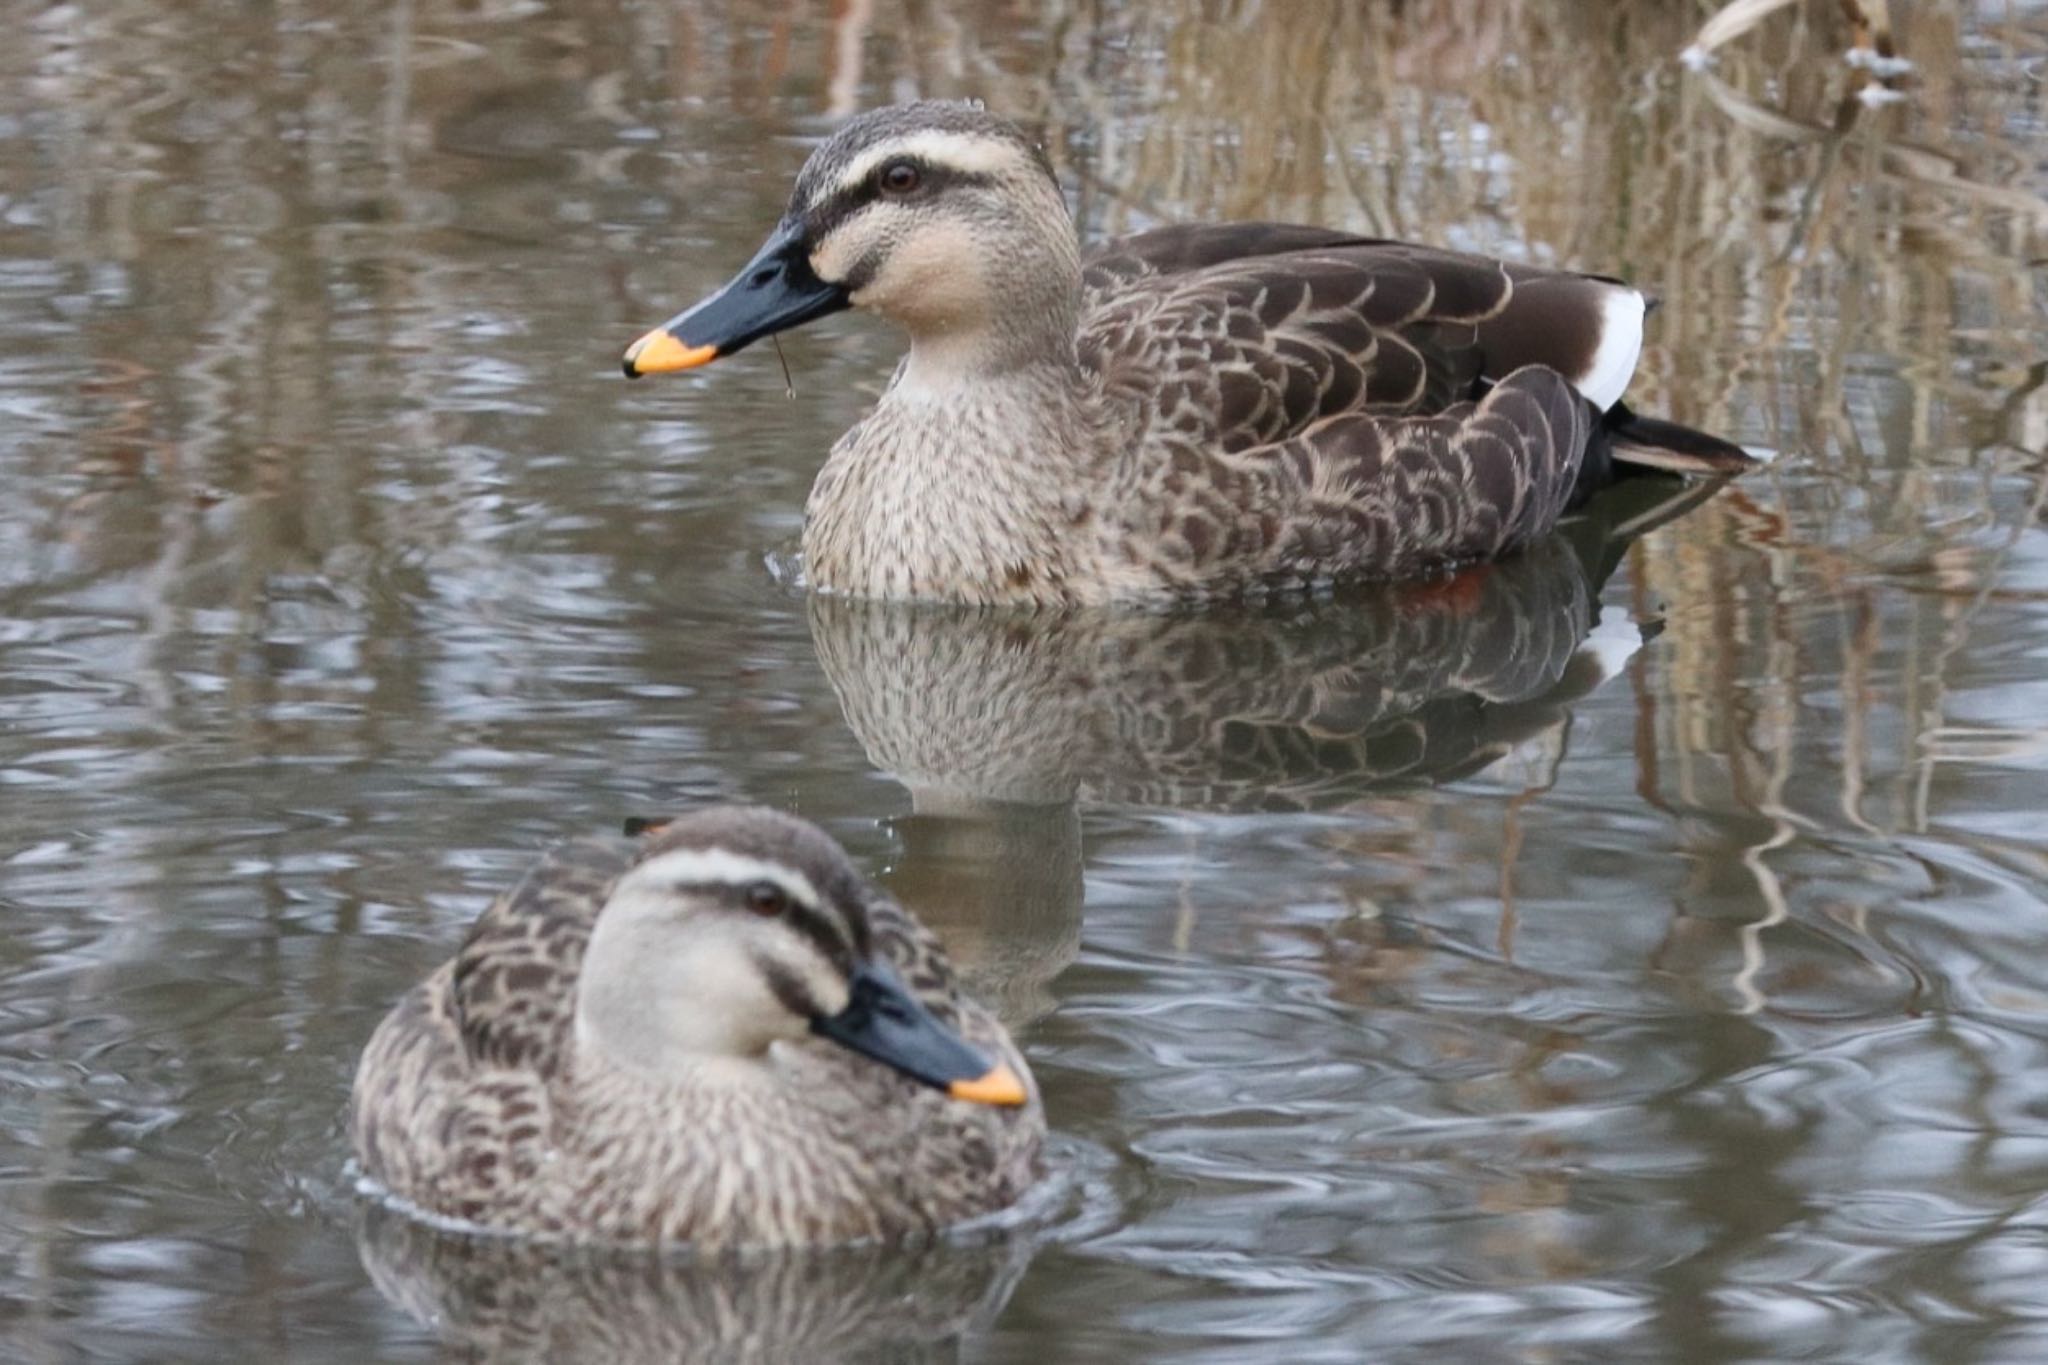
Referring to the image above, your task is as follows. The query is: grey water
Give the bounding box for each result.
[4,1,2048,1360]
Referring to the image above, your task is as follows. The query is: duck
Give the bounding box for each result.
[622,100,1760,608]
[348,806,1044,1248]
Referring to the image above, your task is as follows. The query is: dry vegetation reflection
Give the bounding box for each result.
[3,0,2047,1354]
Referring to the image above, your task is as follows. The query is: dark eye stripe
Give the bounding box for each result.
[843,897,875,961]
[801,162,1000,243]
[754,954,822,1019]
[841,246,886,294]
[791,902,855,972]
[661,874,859,973]
[724,882,856,975]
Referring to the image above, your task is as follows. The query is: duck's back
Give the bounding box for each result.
[1079,224,1650,427]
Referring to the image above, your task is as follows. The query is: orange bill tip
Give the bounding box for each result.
[622,328,718,378]
[947,1061,1028,1108]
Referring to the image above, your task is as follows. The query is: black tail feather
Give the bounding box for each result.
[1602,402,1757,477]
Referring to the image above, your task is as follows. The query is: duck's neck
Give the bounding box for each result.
[802,315,1108,606]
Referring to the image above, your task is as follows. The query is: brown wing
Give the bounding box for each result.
[448,836,640,1076]
[1076,224,1637,586]
[350,837,639,1203]
[1081,224,1644,444]
[1103,363,1602,590]
[1258,365,1599,576]
[1082,222,1381,290]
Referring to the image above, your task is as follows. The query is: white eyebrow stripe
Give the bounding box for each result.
[826,130,1031,201]
[627,847,821,909]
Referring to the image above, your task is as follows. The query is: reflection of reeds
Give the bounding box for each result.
[1688,0,1901,65]
[8,0,2048,1325]
[932,1,2048,1022]
[12,0,2041,1027]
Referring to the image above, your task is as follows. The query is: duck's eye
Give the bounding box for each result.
[743,881,789,917]
[879,160,921,196]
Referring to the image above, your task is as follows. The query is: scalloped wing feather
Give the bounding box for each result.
[350,837,638,1197]
[1262,365,1598,578]
[1106,365,1600,589]
[449,836,640,1075]
[1078,228,1634,586]
[1081,225,1646,436]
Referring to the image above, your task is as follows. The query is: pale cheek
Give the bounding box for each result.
[855,250,987,325]
[810,979,851,1019]
[810,233,861,288]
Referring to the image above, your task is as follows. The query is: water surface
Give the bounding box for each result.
[3,1,2047,1360]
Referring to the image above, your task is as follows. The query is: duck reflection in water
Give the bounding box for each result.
[356,1200,1033,1364]
[817,478,1720,1020]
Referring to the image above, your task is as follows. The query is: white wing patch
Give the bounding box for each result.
[1573,287,1645,412]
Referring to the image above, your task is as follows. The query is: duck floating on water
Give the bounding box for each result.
[625,101,1759,607]
[350,806,1043,1248]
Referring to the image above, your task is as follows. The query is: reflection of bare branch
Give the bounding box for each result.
[1908,465,2048,828]
[827,0,874,118]
[1732,817,1795,1014]
[1696,70,2048,225]
[1688,0,1904,71]
[1687,0,1805,61]
[382,0,415,184]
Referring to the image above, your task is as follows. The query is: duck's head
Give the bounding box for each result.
[574,806,1026,1106]
[624,101,1076,380]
